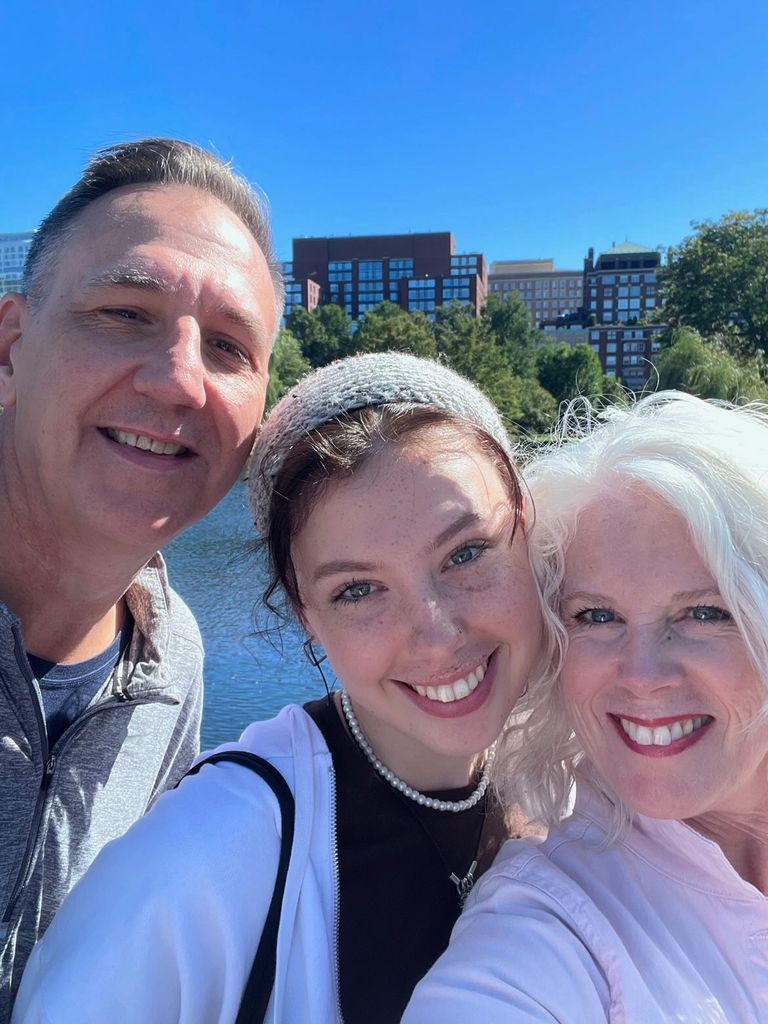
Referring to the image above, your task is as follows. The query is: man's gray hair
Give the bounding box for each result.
[496,390,768,837]
[23,138,284,321]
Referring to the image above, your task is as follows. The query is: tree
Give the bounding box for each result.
[353,302,436,357]
[510,377,559,435]
[482,292,539,378]
[536,343,607,405]
[659,209,768,356]
[266,328,311,408]
[656,327,768,402]
[434,304,530,430]
[287,306,347,368]
[315,303,355,359]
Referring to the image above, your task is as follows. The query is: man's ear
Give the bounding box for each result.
[0,293,26,409]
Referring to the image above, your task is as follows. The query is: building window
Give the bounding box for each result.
[409,278,436,292]
[329,261,352,271]
[359,261,383,281]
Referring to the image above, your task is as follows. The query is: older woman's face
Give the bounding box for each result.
[560,488,768,821]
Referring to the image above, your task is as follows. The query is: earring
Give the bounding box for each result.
[303,638,332,700]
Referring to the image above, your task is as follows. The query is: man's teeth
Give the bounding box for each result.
[107,428,186,456]
[619,715,711,746]
[413,661,487,703]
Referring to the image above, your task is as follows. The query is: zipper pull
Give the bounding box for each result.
[45,755,56,776]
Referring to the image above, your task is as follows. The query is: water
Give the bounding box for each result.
[164,483,328,750]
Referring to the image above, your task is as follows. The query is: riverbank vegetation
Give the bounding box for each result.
[269,208,768,433]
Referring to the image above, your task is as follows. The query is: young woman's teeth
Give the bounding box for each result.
[413,661,487,703]
[619,715,712,746]
[107,428,186,456]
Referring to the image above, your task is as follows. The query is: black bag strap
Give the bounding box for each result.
[183,750,296,1023]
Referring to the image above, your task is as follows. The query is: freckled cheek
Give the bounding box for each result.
[318,615,402,669]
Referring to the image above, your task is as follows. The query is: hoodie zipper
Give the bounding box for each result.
[0,627,167,936]
[329,765,346,1024]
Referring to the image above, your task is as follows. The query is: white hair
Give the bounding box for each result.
[495,390,768,834]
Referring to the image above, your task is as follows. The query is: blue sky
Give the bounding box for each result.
[2,0,766,268]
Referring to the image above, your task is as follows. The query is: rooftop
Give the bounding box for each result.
[599,240,656,256]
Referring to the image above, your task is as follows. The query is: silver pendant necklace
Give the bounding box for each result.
[339,689,494,905]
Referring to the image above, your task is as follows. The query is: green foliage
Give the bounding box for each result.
[287,305,352,368]
[315,304,355,358]
[434,303,557,433]
[353,302,436,357]
[656,327,768,402]
[434,304,517,419]
[659,209,768,356]
[482,292,539,378]
[510,377,559,435]
[536,343,607,405]
[266,328,311,408]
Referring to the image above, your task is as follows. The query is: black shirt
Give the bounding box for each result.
[305,695,489,1024]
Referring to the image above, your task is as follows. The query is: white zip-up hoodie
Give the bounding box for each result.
[13,705,343,1024]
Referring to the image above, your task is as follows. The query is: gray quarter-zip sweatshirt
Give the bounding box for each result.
[0,554,203,1022]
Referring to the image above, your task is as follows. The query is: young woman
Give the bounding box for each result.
[14,352,545,1024]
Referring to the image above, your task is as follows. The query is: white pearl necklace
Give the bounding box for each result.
[340,689,496,812]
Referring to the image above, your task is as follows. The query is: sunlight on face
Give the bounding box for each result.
[560,488,768,821]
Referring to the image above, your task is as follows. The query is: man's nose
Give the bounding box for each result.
[132,317,207,409]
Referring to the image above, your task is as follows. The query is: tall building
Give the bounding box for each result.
[0,232,33,295]
[487,259,584,326]
[283,232,487,321]
[583,241,665,391]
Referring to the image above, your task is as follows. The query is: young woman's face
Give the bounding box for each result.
[293,425,543,789]
[560,488,768,821]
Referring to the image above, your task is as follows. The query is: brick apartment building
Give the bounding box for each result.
[281,232,487,321]
[583,241,665,390]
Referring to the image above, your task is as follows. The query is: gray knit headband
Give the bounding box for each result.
[248,351,514,536]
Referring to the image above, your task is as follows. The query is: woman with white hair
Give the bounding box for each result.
[404,391,768,1023]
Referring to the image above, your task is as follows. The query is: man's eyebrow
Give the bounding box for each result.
[83,268,173,292]
[81,268,265,336]
[210,301,263,335]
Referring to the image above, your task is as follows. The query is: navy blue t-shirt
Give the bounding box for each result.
[29,622,132,747]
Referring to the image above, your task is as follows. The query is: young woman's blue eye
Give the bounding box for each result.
[689,605,731,623]
[575,607,615,625]
[334,581,374,605]
[448,543,487,567]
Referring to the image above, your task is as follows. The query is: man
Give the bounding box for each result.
[0,138,282,1016]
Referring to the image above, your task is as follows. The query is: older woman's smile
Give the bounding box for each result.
[611,713,714,754]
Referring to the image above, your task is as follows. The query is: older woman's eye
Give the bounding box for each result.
[575,607,615,625]
[689,605,731,623]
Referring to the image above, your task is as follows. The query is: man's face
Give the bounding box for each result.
[0,184,277,556]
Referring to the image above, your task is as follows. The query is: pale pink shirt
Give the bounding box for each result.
[403,779,768,1023]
